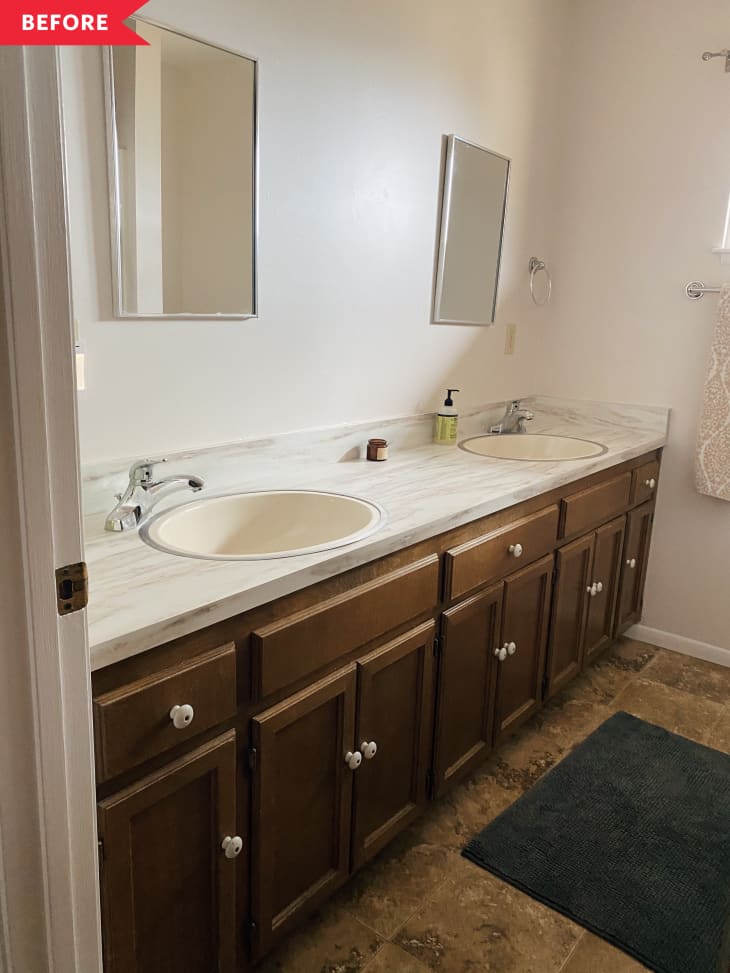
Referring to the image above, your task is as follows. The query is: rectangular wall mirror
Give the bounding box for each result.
[433,135,510,325]
[104,19,258,318]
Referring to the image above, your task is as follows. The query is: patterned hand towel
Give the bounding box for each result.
[695,283,730,501]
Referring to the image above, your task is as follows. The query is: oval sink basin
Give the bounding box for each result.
[141,490,385,561]
[460,434,606,462]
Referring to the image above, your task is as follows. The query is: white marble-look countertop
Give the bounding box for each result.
[83,396,670,671]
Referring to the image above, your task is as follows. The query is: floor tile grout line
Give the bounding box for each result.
[555,929,587,973]
[357,934,388,972]
[360,940,430,972]
[339,867,455,945]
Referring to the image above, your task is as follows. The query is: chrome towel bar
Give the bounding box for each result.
[686,281,724,300]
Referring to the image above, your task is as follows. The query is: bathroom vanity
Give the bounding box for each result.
[87,402,665,972]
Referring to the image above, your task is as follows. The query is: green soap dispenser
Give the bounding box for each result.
[434,388,460,445]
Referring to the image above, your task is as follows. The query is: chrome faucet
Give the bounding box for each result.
[490,399,535,435]
[105,458,205,532]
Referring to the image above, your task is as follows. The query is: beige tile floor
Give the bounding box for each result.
[259,640,730,973]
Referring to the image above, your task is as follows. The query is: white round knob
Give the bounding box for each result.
[626,558,637,569]
[221,836,243,859]
[509,543,523,558]
[645,478,656,489]
[596,581,604,593]
[345,751,362,770]
[360,741,378,760]
[587,584,597,597]
[499,646,508,661]
[170,704,194,729]
[507,641,517,655]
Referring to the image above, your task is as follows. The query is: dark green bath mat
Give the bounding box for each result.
[462,711,730,973]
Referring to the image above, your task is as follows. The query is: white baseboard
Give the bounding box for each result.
[626,624,730,669]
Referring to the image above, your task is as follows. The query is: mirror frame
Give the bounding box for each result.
[432,134,510,326]
[103,16,259,320]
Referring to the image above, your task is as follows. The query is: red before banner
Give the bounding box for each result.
[1,2,147,44]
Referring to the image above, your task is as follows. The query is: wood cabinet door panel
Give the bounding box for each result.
[494,556,553,743]
[250,666,356,959]
[351,621,436,869]
[433,584,502,796]
[616,503,654,634]
[584,516,626,663]
[98,731,237,973]
[545,535,594,699]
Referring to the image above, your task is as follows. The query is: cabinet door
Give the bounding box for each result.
[98,731,237,973]
[494,555,553,744]
[351,621,436,870]
[584,516,626,663]
[250,666,356,960]
[615,502,654,634]
[432,584,502,797]
[545,534,593,699]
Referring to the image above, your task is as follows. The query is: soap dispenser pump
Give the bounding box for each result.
[434,388,460,445]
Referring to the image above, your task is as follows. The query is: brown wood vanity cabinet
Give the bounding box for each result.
[434,526,555,793]
[545,516,626,698]
[91,449,662,970]
[98,731,239,973]
[249,621,436,959]
[615,501,654,633]
[493,555,553,742]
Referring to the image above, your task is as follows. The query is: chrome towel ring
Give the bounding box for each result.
[529,257,552,306]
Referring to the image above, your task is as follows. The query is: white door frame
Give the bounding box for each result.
[0,47,103,973]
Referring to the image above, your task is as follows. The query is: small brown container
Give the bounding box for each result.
[366,438,389,461]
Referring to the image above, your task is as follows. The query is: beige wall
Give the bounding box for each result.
[0,285,48,970]
[61,0,569,461]
[523,0,730,652]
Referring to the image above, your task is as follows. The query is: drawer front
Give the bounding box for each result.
[632,460,660,505]
[94,642,237,782]
[560,472,632,538]
[444,505,559,602]
[252,555,440,698]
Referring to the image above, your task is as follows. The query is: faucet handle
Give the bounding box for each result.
[129,457,168,485]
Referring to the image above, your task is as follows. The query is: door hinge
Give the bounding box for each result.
[97,838,104,867]
[248,747,257,771]
[55,561,88,616]
[541,672,550,699]
[433,636,441,658]
[425,768,434,794]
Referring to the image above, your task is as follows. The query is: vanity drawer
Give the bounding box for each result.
[443,505,559,602]
[252,555,440,698]
[93,642,237,782]
[632,460,660,505]
[560,472,632,538]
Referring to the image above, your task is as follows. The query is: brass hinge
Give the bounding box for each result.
[433,636,441,658]
[248,747,257,771]
[55,562,88,616]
